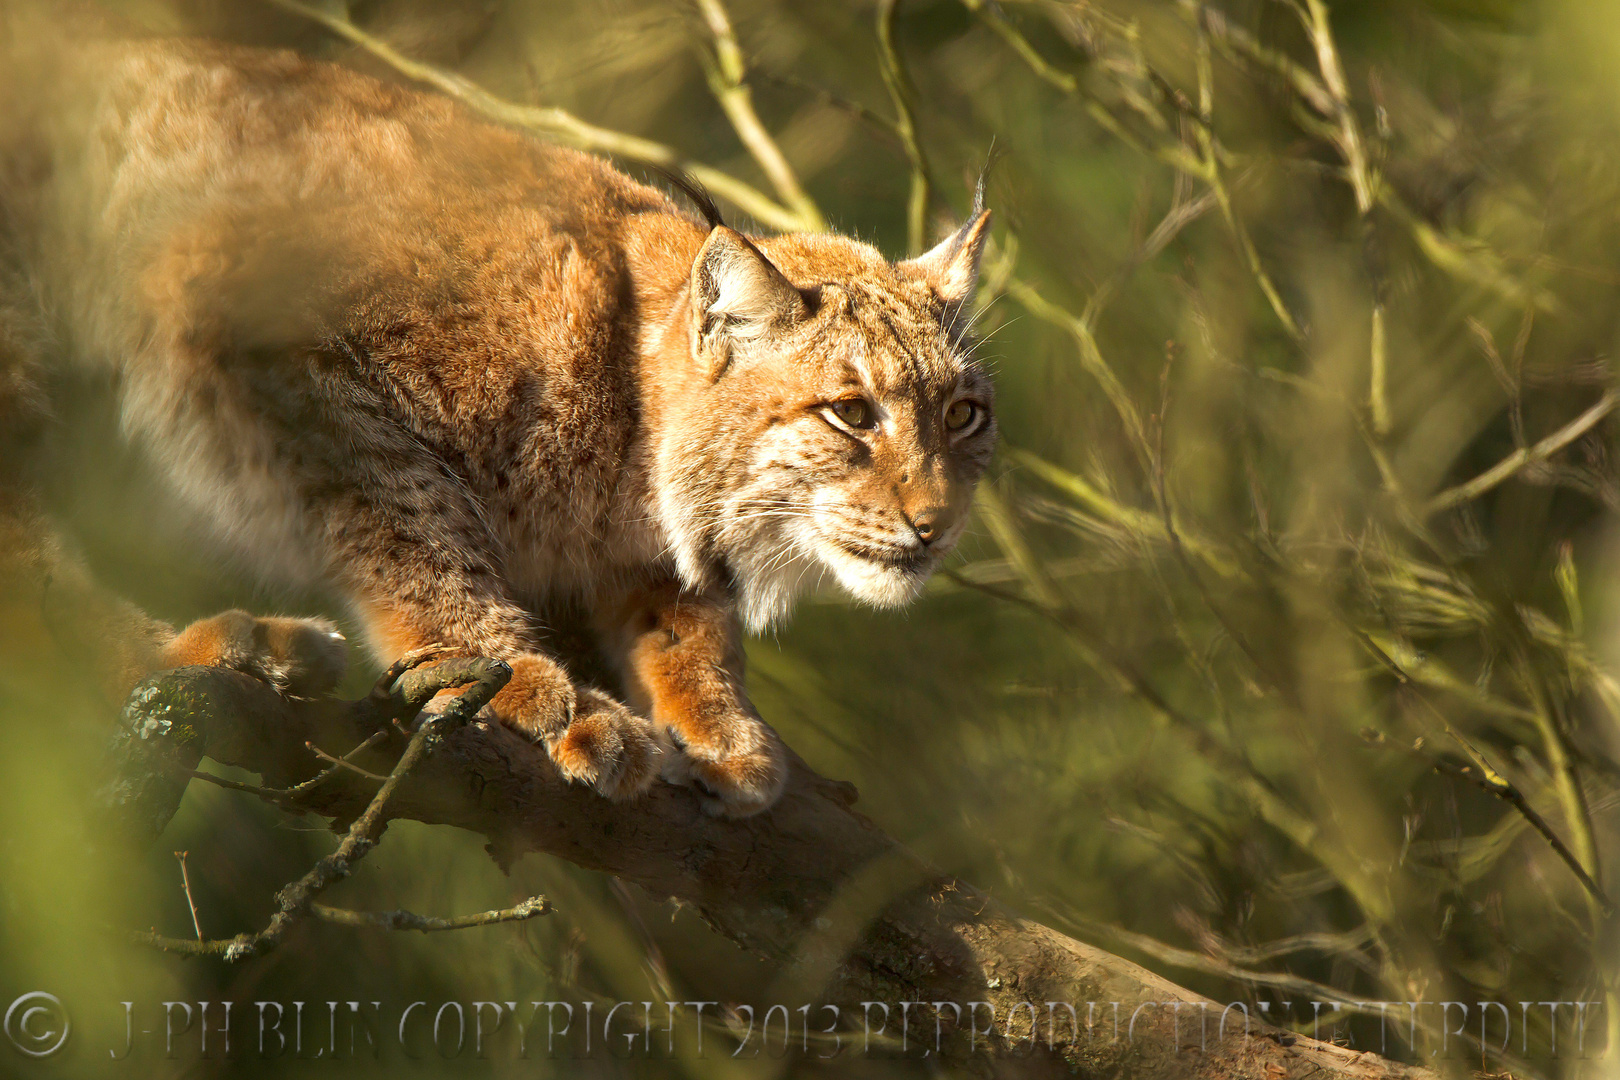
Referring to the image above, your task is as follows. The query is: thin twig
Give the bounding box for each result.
[309,895,551,932]
[609,878,679,1002]
[1433,758,1613,916]
[175,851,204,942]
[876,0,933,254]
[284,731,392,799]
[1004,278,1155,473]
[1515,660,1609,922]
[1192,17,1302,340]
[1081,187,1220,327]
[961,0,1077,93]
[186,769,302,809]
[1348,631,1617,916]
[752,69,900,139]
[1296,0,1373,214]
[305,740,388,782]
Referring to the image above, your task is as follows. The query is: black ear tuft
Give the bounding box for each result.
[649,166,725,231]
[971,136,1003,219]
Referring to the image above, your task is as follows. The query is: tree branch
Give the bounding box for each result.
[97,663,1432,1077]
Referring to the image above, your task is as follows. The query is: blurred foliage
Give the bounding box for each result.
[3,0,1620,1077]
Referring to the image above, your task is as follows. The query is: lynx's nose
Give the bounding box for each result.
[910,507,949,546]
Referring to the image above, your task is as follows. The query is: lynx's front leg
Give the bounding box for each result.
[351,582,660,803]
[612,580,787,817]
[358,598,665,801]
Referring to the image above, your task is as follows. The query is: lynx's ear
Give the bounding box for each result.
[901,209,992,331]
[691,227,807,373]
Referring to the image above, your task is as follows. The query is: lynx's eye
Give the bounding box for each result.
[945,400,979,432]
[828,398,874,430]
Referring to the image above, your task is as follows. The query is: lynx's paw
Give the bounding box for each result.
[547,689,666,801]
[163,609,348,696]
[662,713,787,818]
[492,657,664,801]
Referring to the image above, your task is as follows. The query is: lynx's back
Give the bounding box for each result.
[6,26,699,595]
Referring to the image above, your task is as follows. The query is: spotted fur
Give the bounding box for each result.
[0,19,995,815]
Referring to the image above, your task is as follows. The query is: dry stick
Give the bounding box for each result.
[187,730,394,809]
[875,0,932,255]
[309,895,551,933]
[134,658,512,960]
[1424,390,1620,515]
[260,0,807,232]
[692,0,826,231]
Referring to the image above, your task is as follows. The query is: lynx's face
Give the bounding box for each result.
[655,214,995,632]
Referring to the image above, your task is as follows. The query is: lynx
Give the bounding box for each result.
[0,17,995,816]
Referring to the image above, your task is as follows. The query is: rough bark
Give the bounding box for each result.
[100,664,1431,1079]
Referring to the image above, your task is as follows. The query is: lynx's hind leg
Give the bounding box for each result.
[0,495,347,702]
[161,610,347,696]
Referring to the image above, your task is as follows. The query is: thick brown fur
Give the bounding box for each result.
[0,11,995,816]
